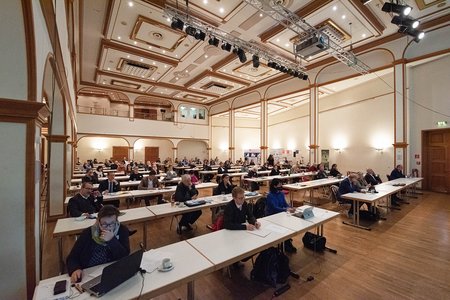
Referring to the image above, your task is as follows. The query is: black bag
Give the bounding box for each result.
[302,232,326,252]
[250,247,290,287]
[252,197,266,219]
[359,208,381,221]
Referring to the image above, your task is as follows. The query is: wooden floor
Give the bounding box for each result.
[41,188,450,299]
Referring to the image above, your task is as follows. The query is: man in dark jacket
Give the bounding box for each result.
[68,182,102,217]
[223,186,260,230]
[175,174,201,233]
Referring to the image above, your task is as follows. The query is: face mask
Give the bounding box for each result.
[277,186,283,191]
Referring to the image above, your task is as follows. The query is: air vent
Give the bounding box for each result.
[201,81,233,94]
[118,59,157,78]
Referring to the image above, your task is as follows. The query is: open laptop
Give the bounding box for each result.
[81,249,144,297]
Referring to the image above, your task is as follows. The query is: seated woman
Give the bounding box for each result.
[66,205,130,283]
[329,164,342,177]
[82,168,99,184]
[337,173,372,217]
[189,170,200,185]
[265,179,297,253]
[270,164,280,176]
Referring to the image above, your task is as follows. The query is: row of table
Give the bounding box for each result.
[36,205,339,300]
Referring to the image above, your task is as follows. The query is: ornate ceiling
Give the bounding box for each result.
[77,0,449,109]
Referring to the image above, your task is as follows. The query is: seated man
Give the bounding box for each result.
[175,174,201,233]
[364,168,382,186]
[355,172,371,190]
[217,174,235,195]
[129,166,143,182]
[315,163,327,179]
[389,164,405,206]
[265,179,297,253]
[66,205,130,283]
[82,168,98,184]
[68,182,102,217]
[223,186,260,231]
[98,172,121,207]
[337,173,372,217]
[329,164,342,177]
[138,170,163,205]
[270,164,280,176]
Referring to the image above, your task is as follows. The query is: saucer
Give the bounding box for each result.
[158,264,174,272]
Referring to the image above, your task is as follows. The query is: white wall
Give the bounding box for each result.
[177,140,208,161]
[77,136,129,162]
[0,122,27,299]
[133,139,174,162]
[408,54,450,176]
[77,113,208,140]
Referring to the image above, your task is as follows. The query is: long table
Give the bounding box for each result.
[282,177,344,205]
[70,173,166,184]
[38,206,338,300]
[244,171,318,184]
[341,177,423,230]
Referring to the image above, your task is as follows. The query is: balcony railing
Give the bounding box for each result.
[77,105,129,117]
[134,111,174,122]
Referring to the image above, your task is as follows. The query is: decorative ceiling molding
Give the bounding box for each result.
[348,0,386,35]
[259,0,334,42]
[184,70,251,89]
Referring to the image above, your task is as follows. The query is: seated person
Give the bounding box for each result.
[125,164,133,175]
[365,168,382,186]
[329,164,342,177]
[337,173,372,217]
[68,182,102,217]
[164,165,178,181]
[109,161,118,170]
[355,172,371,190]
[175,174,201,233]
[116,162,126,173]
[202,161,213,182]
[217,162,227,174]
[246,166,259,191]
[82,168,98,184]
[270,165,280,176]
[308,163,318,172]
[389,164,405,206]
[223,187,260,231]
[129,166,143,182]
[94,166,104,179]
[217,174,235,195]
[98,172,121,207]
[265,179,297,253]
[66,205,130,283]
[189,170,200,185]
[138,170,163,205]
[315,163,327,179]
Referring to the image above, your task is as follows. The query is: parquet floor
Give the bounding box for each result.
[41,188,450,299]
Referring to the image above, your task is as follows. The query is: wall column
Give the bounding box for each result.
[172,147,178,161]
[393,62,408,170]
[309,85,319,163]
[208,114,213,159]
[229,108,235,162]
[260,99,268,163]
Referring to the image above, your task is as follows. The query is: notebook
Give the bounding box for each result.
[81,249,143,297]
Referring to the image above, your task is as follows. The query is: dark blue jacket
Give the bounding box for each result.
[266,191,289,215]
[390,168,405,180]
[337,178,360,200]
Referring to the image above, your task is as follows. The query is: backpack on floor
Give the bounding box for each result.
[302,232,326,252]
[250,247,290,287]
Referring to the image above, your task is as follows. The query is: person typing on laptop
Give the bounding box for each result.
[66,205,130,283]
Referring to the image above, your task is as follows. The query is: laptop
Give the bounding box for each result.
[81,249,144,297]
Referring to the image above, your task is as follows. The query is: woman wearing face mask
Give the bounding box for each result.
[265,179,297,253]
[66,205,130,283]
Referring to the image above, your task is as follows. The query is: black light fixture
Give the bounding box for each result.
[185,26,197,36]
[221,42,232,52]
[237,48,247,63]
[171,18,184,31]
[391,15,420,30]
[195,30,206,41]
[208,36,219,47]
[382,2,412,16]
[302,73,309,80]
[252,55,260,68]
[268,61,274,68]
[404,28,425,42]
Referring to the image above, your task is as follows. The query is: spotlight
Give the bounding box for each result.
[252,55,260,68]
[382,2,412,16]
[221,42,232,52]
[287,69,294,76]
[195,30,206,41]
[232,47,239,55]
[185,26,197,36]
[391,15,420,29]
[171,18,184,31]
[237,48,247,63]
[302,74,308,80]
[268,61,274,68]
[404,28,425,42]
[208,36,219,47]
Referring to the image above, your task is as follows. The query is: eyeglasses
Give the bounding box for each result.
[100,222,116,228]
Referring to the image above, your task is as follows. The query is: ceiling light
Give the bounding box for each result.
[403,28,425,42]
[166,17,170,22]
[391,15,420,29]
[252,55,260,68]
[285,43,290,47]
[128,1,134,7]
[342,15,346,19]
[332,5,337,11]
[208,36,219,47]
[276,38,280,42]
[362,33,366,38]
[382,2,412,16]
[236,48,247,63]
[117,36,121,40]
[171,18,184,30]
[259,13,263,17]
[140,58,143,62]
[203,0,208,4]
[133,41,137,45]
[219,7,224,13]
[204,55,208,58]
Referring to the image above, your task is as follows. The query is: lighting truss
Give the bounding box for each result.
[243,0,371,75]
[165,6,307,74]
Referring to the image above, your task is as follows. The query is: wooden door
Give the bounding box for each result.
[112,146,129,161]
[422,129,450,193]
[145,147,159,163]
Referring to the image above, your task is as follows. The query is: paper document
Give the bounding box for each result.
[246,227,271,238]
[140,249,173,271]
[34,281,70,300]
[265,223,289,234]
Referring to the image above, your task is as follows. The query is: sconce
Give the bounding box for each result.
[375,148,383,153]
[334,148,342,153]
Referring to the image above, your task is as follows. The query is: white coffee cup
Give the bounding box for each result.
[162,258,171,269]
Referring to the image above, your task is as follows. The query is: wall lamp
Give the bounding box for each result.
[375,148,383,153]
[334,148,342,153]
